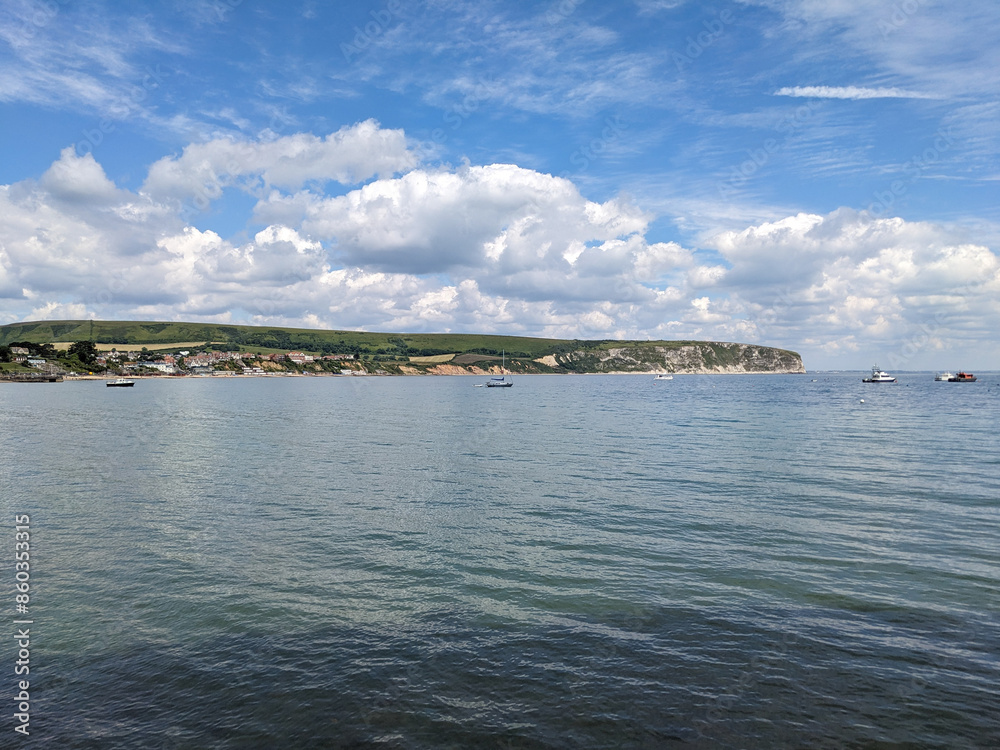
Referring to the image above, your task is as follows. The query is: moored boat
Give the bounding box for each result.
[106,378,135,387]
[653,374,673,381]
[485,351,513,388]
[947,371,977,382]
[862,364,896,383]
[934,372,954,381]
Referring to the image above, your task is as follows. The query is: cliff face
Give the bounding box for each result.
[547,342,805,374]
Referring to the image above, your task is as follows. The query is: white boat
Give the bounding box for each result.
[106,378,135,387]
[934,372,954,382]
[653,374,673,380]
[862,364,896,383]
[485,351,513,388]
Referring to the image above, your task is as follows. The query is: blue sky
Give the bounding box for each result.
[1,0,997,369]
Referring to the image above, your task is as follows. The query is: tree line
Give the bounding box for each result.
[1,341,100,368]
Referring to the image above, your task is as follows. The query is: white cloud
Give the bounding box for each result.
[294,164,650,277]
[26,300,94,321]
[707,209,1000,365]
[773,86,936,100]
[193,225,327,285]
[634,0,686,15]
[0,3,183,127]
[1,143,998,369]
[754,1,1000,102]
[0,145,707,341]
[142,120,417,202]
[40,147,122,203]
[342,2,674,119]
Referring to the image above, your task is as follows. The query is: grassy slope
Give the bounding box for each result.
[0,320,568,355]
[0,320,804,371]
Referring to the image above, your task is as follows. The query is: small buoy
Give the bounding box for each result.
[860,399,865,403]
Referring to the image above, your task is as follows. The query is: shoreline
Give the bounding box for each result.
[53,369,808,382]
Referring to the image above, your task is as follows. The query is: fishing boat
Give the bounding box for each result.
[862,364,896,383]
[948,371,977,382]
[485,351,513,388]
[106,378,135,387]
[653,374,673,381]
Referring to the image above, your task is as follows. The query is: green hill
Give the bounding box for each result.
[0,320,805,374]
[0,319,561,356]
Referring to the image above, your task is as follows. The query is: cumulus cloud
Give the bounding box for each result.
[25,300,94,321]
[0,137,701,335]
[40,147,122,203]
[0,147,181,305]
[142,119,417,203]
[706,209,1000,363]
[187,225,327,285]
[290,164,652,276]
[0,132,997,368]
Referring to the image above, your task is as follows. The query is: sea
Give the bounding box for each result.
[1,371,997,749]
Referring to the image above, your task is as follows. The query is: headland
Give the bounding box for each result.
[0,320,805,379]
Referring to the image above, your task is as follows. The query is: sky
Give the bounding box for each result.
[1,0,998,370]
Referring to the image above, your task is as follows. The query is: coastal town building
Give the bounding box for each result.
[146,362,179,374]
[4,343,365,379]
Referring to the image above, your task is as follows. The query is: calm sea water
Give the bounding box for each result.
[1,372,998,748]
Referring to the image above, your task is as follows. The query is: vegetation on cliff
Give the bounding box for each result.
[0,320,805,374]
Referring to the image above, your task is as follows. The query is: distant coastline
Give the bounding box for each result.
[0,319,805,379]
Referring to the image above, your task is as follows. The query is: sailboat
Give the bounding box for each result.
[486,350,513,387]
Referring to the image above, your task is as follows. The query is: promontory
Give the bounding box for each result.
[0,320,805,377]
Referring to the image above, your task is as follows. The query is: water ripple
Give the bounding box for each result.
[2,373,997,748]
